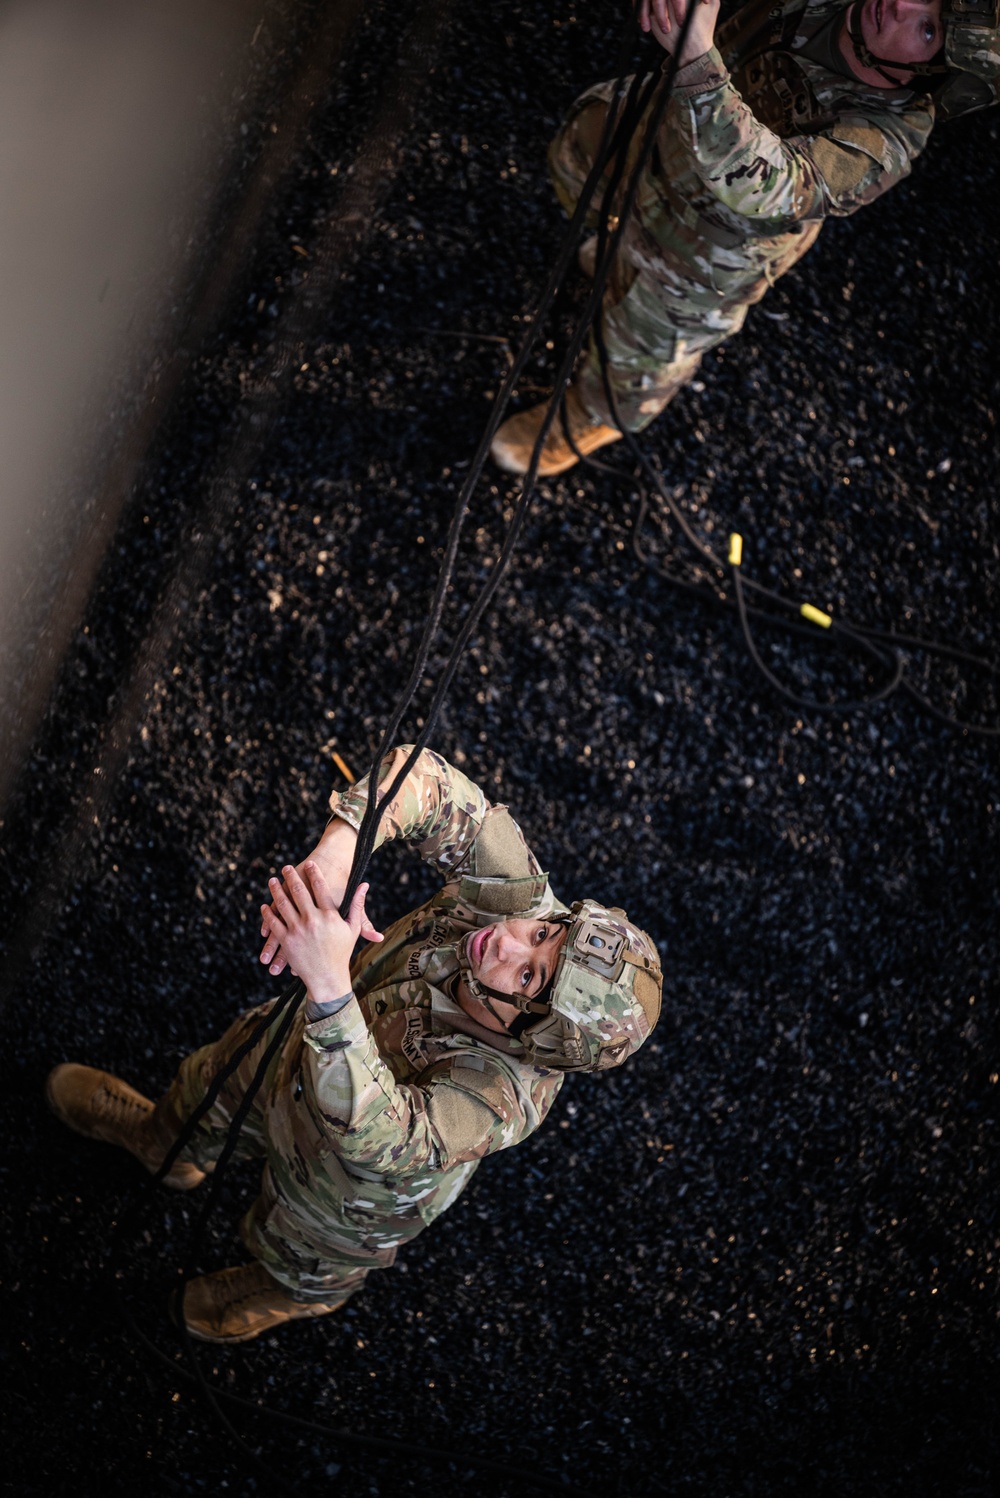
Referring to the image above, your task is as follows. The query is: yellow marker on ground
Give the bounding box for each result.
[800,603,832,629]
[331,751,356,784]
[728,533,743,566]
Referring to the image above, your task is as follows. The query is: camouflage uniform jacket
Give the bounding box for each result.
[276,749,567,1255]
[551,0,935,425]
[632,0,935,324]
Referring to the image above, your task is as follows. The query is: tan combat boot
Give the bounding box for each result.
[490,384,622,477]
[45,1063,205,1191]
[178,1262,346,1343]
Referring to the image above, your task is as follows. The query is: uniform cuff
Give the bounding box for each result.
[326,789,364,831]
[303,988,355,1025]
[671,46,729,94]
[326,787,393,860]
[303,995,369,1049]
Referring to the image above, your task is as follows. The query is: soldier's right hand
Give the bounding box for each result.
[260,863,383,1000]
[638,0,720,62]
[259,818,377,975]
[638,0,671,37]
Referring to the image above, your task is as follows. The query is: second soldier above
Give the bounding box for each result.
[490,0,1000,476]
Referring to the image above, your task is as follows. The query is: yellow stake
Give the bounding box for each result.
[728,533,743,566]
[801,603,833,629]
[331,750,356,784]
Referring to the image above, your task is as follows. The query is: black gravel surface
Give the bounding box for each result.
[3,1,998,1495]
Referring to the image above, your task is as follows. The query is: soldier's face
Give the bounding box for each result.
[460,918,567,1027]
[844,0,944,84]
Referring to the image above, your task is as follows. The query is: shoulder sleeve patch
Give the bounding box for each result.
[808,133,879,199]
[422,1054,526,1165]
[829,120,893,164]
[425,1085,501,1164]
[470,805,540,879]
[446,1053,518,1124]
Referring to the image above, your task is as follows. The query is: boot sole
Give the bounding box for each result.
[490,442,581,478]
[490,425,623,479]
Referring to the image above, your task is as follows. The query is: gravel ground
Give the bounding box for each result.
[2,1,998,1495]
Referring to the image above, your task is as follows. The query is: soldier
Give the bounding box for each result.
[490,0,1000,476]
[46,746,662,1343]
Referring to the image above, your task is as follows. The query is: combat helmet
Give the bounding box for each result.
[846,0,1000,116]
[459,900,663,1072]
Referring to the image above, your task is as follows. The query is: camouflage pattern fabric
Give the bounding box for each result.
[937,9,1000,119]
[155,749,566,1301]
[549,0,934,430]
[523,899,663,1072]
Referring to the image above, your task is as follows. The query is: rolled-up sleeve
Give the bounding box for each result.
[329,745,489,877]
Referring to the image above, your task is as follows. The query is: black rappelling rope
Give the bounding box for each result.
[340,48,674,915]
[574,273,1000,734]
[109,5,697,1495]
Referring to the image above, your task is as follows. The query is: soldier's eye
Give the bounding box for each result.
[535,926,547,944]
[922,19,935,42]
[521,966,532,987]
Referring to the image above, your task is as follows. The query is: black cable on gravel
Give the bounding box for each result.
[2,0,998,1495]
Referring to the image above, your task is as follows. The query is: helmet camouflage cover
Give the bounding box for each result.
[518,900,663,1072]
[463,899,662,1073]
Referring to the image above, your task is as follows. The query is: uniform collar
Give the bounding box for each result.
[431,976,527,1055]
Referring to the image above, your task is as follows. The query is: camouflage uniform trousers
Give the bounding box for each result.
[153,999,480,1302]
[548,79,821,432]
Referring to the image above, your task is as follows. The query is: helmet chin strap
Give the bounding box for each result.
[461,966,518,1028]
[847,2,949,85]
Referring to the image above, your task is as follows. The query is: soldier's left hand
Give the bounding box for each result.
[259,862,383,1002]
[259,845,382,975]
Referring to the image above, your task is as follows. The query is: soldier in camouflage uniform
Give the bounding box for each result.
[490,0,1000,476]
[46,745,662,1343]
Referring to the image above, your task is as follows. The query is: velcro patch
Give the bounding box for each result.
[437,1055,516,1125]
[452,1052,487,1072]
[828,122,891,166]
[472,806,535,879]
[632,967,663,1029]
[458,873,549,915]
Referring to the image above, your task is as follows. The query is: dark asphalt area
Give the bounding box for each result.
[2,1,998,1494]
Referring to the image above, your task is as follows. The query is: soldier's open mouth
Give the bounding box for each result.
[468,926,491,968]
